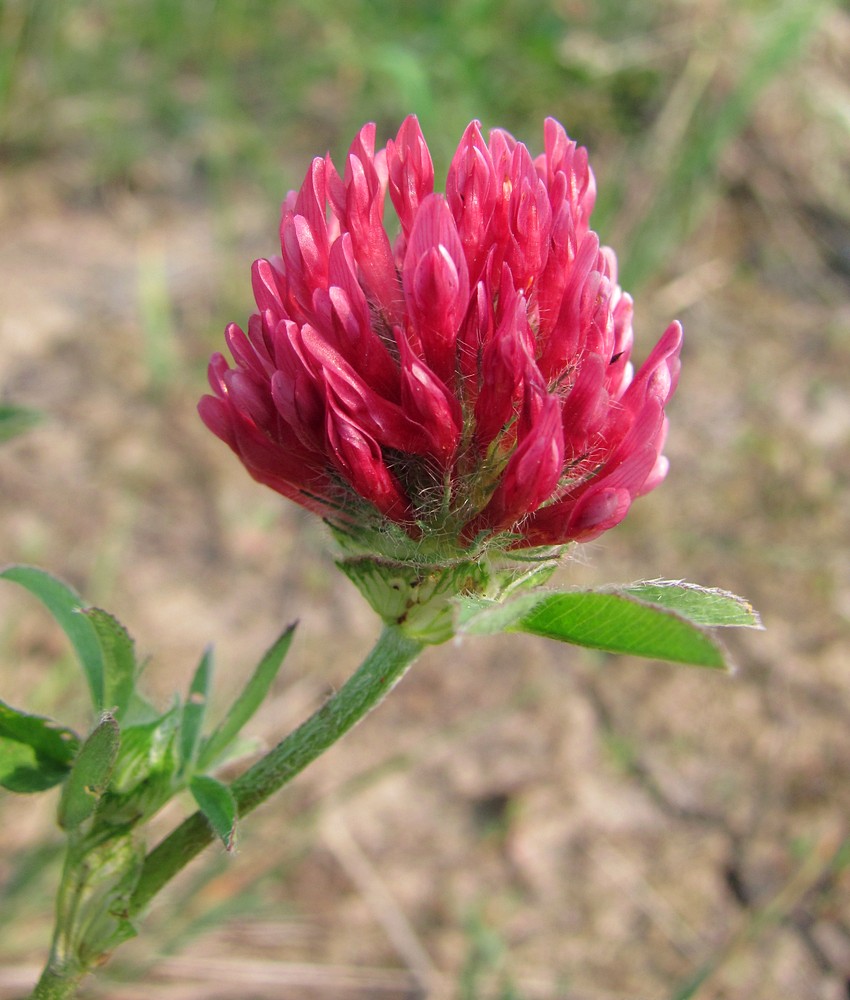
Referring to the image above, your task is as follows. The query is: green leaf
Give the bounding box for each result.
[510,590,730,669]
[0,699,79,793]
[58,715,121,830]
[617,580,763,629]
[82,608,138,720]
[197,624,295,771]
[0,735,73,792]
[1,565,104,712]
[180,646,213,771]
[190,774,238,851]
[0,698,80,763]
[0,701,80,792]
[0,404,41,443]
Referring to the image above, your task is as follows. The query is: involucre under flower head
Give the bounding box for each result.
[200,116,681,560]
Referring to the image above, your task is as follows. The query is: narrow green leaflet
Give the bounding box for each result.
[0,699,79,762]
[0,404,41,443]
[509,591,729,669]
[58,715,121,830]
[1,739,67,793]
[197,624,295,771]
[1,565,104,712]
[190,774,238,851]
[180,647,213,772]
[1,696,81,792]
[617,580,763,628]
[83,608,137,720]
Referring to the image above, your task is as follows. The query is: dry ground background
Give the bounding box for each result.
[1,1,849,998]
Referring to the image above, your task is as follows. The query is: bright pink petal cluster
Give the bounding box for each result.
[200,116,681,551]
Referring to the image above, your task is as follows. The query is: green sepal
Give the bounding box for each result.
[58,715,121,830]
[1,565,105,712]
[0,699,80,793]
[335,530,564,645]
[338,557,489,644]
[197,624,295,772]
[190,774,238,851]
[180,646,213,772]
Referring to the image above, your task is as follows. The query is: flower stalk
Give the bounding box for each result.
[30,966,85,1000]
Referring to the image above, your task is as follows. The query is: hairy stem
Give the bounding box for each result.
[27,624,423,1000]
[29,966,86,1000]
[128,624,424,916]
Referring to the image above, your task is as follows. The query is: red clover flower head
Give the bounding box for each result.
[200,116,681,567]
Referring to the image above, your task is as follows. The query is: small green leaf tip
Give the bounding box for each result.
[190,774,238,852]
[617,580,763,629]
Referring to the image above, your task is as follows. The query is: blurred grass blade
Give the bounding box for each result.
[0,841,65,930]
[138,246,179,395]
[617,0,832,289]
[83,608,138,721]
[190,774,237,851]
[509,591,730,669]
[197,624,295,771]
[1,565,105,712]
[0,0,58,133]
[180,646,213,771]
[58,714,120,830]
[618,581,762,628]
[0,699,80,793]
[0,404,41,442]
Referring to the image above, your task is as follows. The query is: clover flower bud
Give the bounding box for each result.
[200,117,681,636]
